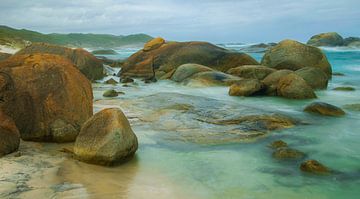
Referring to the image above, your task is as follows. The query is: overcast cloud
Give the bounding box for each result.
[0,0,359,43]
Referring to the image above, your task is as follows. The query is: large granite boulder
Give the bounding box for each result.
[184,71,240,87]
[0,54,93,142]
[16,43,105,81]
[262,69,293,96]
[74,108,138,166]
[277,73,317,99]
[0,111,20,157]
[307,32,344,47]
[295,67,329,89]
[304,102,345,116]
[227,65,276,80]
[229,79,264,96]
[261,40,332,77]
[119,40,259,79]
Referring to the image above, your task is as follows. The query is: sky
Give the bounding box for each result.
[0,0,359,43]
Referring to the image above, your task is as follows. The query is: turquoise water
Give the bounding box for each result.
[97,46,360,199]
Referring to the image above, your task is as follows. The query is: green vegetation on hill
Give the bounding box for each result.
[0,25,153,48]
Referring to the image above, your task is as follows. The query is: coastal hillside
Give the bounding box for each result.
[0,25,153,49]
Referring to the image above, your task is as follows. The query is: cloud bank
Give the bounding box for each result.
[0,0,359,42]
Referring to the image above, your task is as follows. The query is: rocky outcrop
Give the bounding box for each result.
[304,102,345,116]
[227,65,276,80]
[272,148,305,160]
[307,32,344,47]
[261,40,332,77]
[269,140,288,149]
[119,40,258,79]
[295,67,329,89]
[74,108,138,166]
[0,54,93,142]
[344,37,360,47]
[277,73,317,99]
[300,160,330,175]
[0,111,20,157]
[15,43,105,81]
[0,52,11,61]
[229,79,264,96]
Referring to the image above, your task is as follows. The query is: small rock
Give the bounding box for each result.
[269,140,288,149]
[332,86,355,91]
[103,89,119,97]
[300,160,330,175]
[120,77,134,83]
[14,151,22,157]
[105,78,118,84]
[332,72,345,76]
[272,148,305,160]
[144,77,157,84]
[304,102,345,116]
[50,119,79,143]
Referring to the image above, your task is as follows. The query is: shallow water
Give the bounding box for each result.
[1,45,359,199]
[89,46,360,198]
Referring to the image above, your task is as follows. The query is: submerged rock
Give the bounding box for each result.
[295,67,328,89]
[74,108,138,166]
[343,104,360,111]
[0,54,93,142]
[105,78,118,85]
[332,72,345,76]
[0,111,20,157]
[262,69,293,96]
[261,40,332,77]
[272,148,305,160]
[277,73,317,99]
[227,65,276,80]
[103,89,119,97]
[229,79,264,96]
[96,92,299,145]
[307,32,344,47]
[120,77,134,83]
[304,102,345,116]
[16,43,105,81]
[119,40,258,79]
[300,160,330,175]
[269,140,288,149]
[332,86,355,91]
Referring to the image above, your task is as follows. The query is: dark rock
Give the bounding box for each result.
[103,89,119,97]
[300,160,330,175]
[332,86,355,91]
[304,102,345,116]
[105,78,118,85]
[272,148,305,160]
[120,77,134,83]
[171,64,212,82]
[269,140,288,149]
